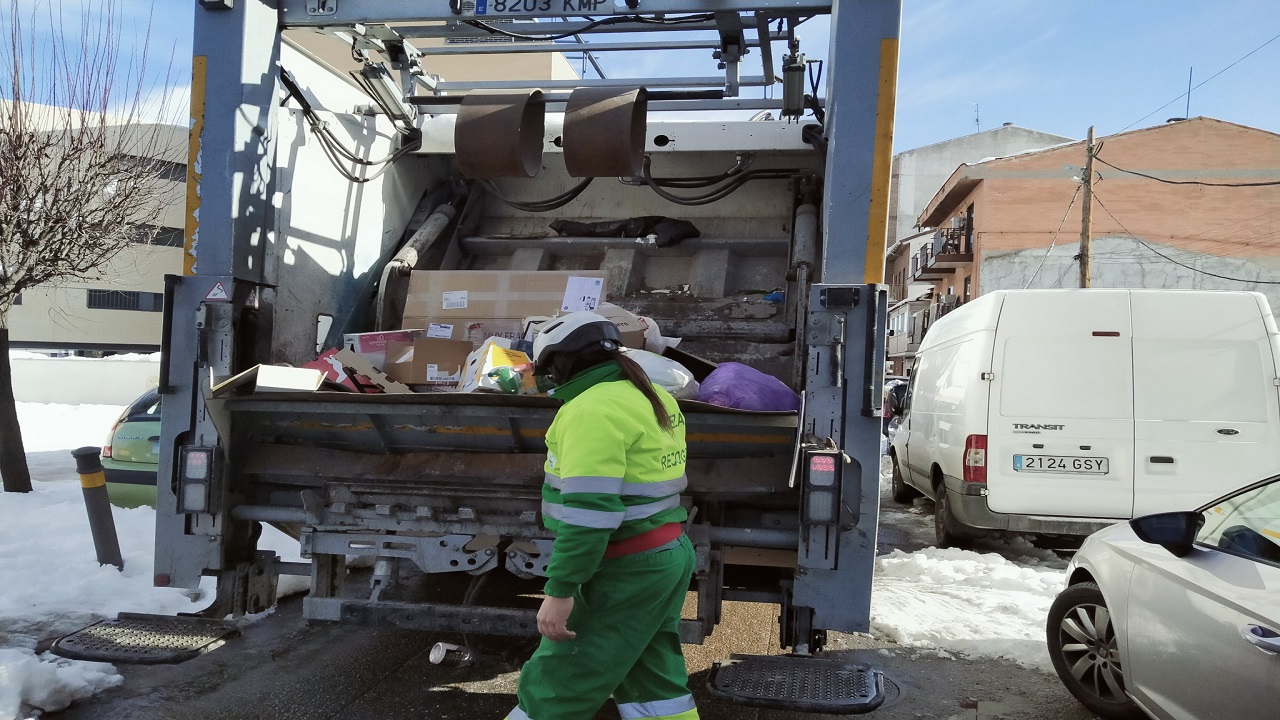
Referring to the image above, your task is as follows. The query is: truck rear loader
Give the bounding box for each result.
[60,0,902,712]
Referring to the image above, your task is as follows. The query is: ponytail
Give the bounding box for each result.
[610,349,674,432]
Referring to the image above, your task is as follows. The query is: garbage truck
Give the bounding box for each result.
[65,0,901,712]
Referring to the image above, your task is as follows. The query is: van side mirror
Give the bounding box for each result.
[1129,511,1204,557]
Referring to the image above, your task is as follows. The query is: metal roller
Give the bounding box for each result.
[562,87,648,178]
[454,90,545,178]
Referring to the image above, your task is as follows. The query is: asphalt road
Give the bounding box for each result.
[50,482,1098,720]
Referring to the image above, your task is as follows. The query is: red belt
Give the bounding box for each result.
[604,522,683,558]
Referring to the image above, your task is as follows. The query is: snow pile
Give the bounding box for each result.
[0,649,121,719]
[1,401,308,719]
[0,480,208,647]
[0,403,195,719]
[870,541,1066,671]
[7,352,161,363]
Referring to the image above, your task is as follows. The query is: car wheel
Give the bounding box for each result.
[933,485,975,549]
[1046,582,1145,720]
[890,456,921,505]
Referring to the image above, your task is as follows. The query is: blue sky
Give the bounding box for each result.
[7,0,1279,152]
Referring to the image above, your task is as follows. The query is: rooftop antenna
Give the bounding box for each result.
[1185,66,1193,118]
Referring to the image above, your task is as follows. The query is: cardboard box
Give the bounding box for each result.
[399,317,526,349]
[402,271,606,320]
[343,330,425,369]
[593,303,648,349]
[384,338,473,386]
[457,338,539,394]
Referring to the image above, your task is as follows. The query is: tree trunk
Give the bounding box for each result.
[0,325,33,492]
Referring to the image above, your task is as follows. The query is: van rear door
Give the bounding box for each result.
[1131,291,1280,515]
[986,291,1134,518]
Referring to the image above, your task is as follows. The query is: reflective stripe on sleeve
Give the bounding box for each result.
[617,694,697,719]
[622,495,681,521]
[546,473,625,495]
[505,706,532,720]
[542,500,625,529]
[621,475,687,498]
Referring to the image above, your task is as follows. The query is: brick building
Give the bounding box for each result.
[912,117,1280,326]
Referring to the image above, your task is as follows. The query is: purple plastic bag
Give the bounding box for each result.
[697,362,801,412]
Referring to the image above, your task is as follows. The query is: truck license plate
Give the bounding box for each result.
[1014,455,1109,475]
[473,0,616,16]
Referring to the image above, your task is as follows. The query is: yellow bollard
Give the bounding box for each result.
[72,446,124,570]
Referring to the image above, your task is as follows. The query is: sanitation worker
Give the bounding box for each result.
[505,311,698,720]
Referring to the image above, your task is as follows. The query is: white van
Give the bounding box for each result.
[889,289,1280,547]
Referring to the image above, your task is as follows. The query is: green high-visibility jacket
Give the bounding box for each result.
[542,362,688,598]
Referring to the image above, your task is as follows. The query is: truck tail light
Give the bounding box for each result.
[963,434,987,484]
[178,447,216,514]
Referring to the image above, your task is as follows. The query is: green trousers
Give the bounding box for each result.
[507,535,699,720]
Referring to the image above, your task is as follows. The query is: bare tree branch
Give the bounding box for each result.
[0,0,181,492]
[1,0,180,316]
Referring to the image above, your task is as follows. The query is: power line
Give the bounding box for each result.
[1094,155,1280,187]
[1089,190,1280,285]
[1119,31,1280,132]
[1024,184,1081,289]
[1189,207,1280,240]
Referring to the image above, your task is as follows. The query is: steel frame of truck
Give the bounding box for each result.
[150,0,899,711]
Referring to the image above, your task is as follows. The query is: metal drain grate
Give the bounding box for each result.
[51,612,240,665]
[709,654,884,714]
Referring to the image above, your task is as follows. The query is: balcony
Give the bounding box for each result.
[935,295,962,319]
[887,300,930,358]
[888,331,920,357]
[911,227,974,281]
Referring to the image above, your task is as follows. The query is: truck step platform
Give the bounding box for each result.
[50,612,239,664]
[708,654,885,714]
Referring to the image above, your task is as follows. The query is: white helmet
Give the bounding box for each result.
[531,311,621,374]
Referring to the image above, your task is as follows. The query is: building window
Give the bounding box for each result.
[86,289,164,312]
[12,293,20,306]
[121,155,187,182]
[964,278,972,302]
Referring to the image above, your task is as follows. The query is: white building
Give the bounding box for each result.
[885,124,1074,374]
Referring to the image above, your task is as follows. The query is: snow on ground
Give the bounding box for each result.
[870,543,1065,671]
[0,401,302,720]
[870,449,1068,671]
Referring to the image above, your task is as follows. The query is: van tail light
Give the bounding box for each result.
[963,434,987,484]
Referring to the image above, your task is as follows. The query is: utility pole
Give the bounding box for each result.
[1079,126,1095,288]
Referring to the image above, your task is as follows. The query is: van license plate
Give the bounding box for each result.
[1013,455,1108,474]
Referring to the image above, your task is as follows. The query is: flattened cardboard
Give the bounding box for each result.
[303,349,374,392]
[332,348,413,394]
[399,317,525,349]
[211,365,325,396]
[402,271,606,320]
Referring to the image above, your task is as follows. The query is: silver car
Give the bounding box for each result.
[1047,474,1280,719]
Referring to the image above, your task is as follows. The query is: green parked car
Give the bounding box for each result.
[102,388,161,508]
